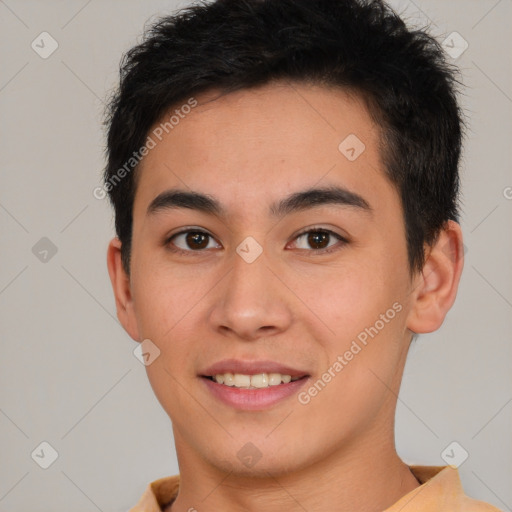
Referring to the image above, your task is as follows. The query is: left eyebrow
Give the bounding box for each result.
[269,185,372,218]
[146,185,372,218]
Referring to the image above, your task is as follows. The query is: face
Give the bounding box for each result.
[114,82,423,476]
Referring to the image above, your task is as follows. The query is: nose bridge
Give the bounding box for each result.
[209,240,292,339]
[229,243,270,299]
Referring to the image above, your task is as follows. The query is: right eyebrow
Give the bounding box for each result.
[147,190,225,217]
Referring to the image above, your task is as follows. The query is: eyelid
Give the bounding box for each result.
[165,225,216,241]
[292,225,348,241]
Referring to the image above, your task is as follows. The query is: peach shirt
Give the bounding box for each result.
[128,465,502,511]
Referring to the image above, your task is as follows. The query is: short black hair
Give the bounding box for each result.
[103,0,463,276]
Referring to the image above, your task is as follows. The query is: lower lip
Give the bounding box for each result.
[201,376,309,411]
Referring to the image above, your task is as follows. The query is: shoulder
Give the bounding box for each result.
[459,495,504,511]
[385,466,504,512]
[128,474,180,512]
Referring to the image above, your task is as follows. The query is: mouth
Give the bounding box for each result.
[199,359,310,410]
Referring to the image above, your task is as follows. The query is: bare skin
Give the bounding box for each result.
[107,81,464,512]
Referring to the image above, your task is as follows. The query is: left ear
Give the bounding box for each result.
[406,220,465,334]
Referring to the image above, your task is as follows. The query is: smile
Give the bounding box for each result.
[206,372,302,389]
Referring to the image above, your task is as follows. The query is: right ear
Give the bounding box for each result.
[405,220,464,334]
[106,237,140,342]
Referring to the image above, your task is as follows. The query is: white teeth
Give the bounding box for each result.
[212,372,301,388]
[234,374,251,387]
[268,373,282,386]
[223,373,234,386]
[251,373,268,388]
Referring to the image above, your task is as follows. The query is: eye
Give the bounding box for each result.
[165,229,221,254]
[290,228,348,254]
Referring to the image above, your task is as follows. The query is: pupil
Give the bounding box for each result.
[308,231,328,249]
[187,232,208,249]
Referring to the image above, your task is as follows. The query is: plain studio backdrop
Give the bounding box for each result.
[0,0,511,511]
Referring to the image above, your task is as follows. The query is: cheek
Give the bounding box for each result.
[132,267,203,418]
[290,257,394,341]
[131,256,205,339]
[130,259,216,379]
[296,305,407,444]
[293,255,408,405]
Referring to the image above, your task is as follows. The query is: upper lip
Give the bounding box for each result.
[201,359,309,378]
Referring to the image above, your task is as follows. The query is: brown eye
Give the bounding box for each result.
[184,232,209,249]
[306,231,330,250]
[167,230,221,253]
[292,228,348,254]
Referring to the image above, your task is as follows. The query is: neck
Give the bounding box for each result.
[169,426,420,512]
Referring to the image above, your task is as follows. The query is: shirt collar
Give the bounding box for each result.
[384,465,459,511]
[129,465,496,512]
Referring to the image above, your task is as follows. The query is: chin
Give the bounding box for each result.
[204,442,315,479]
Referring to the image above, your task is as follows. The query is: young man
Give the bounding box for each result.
[104,0,501,510]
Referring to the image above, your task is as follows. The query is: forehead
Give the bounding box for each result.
[133,81,397,220]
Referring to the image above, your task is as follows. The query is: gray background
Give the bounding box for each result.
[0,0,511,510]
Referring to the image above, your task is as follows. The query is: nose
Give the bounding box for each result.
[208,245,293,342]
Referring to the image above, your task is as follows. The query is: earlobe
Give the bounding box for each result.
[106,238,140,342]
[406,220,465,334]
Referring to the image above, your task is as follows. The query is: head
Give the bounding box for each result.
[105,0,464,477]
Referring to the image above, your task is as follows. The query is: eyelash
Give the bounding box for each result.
[164,226,348,256]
